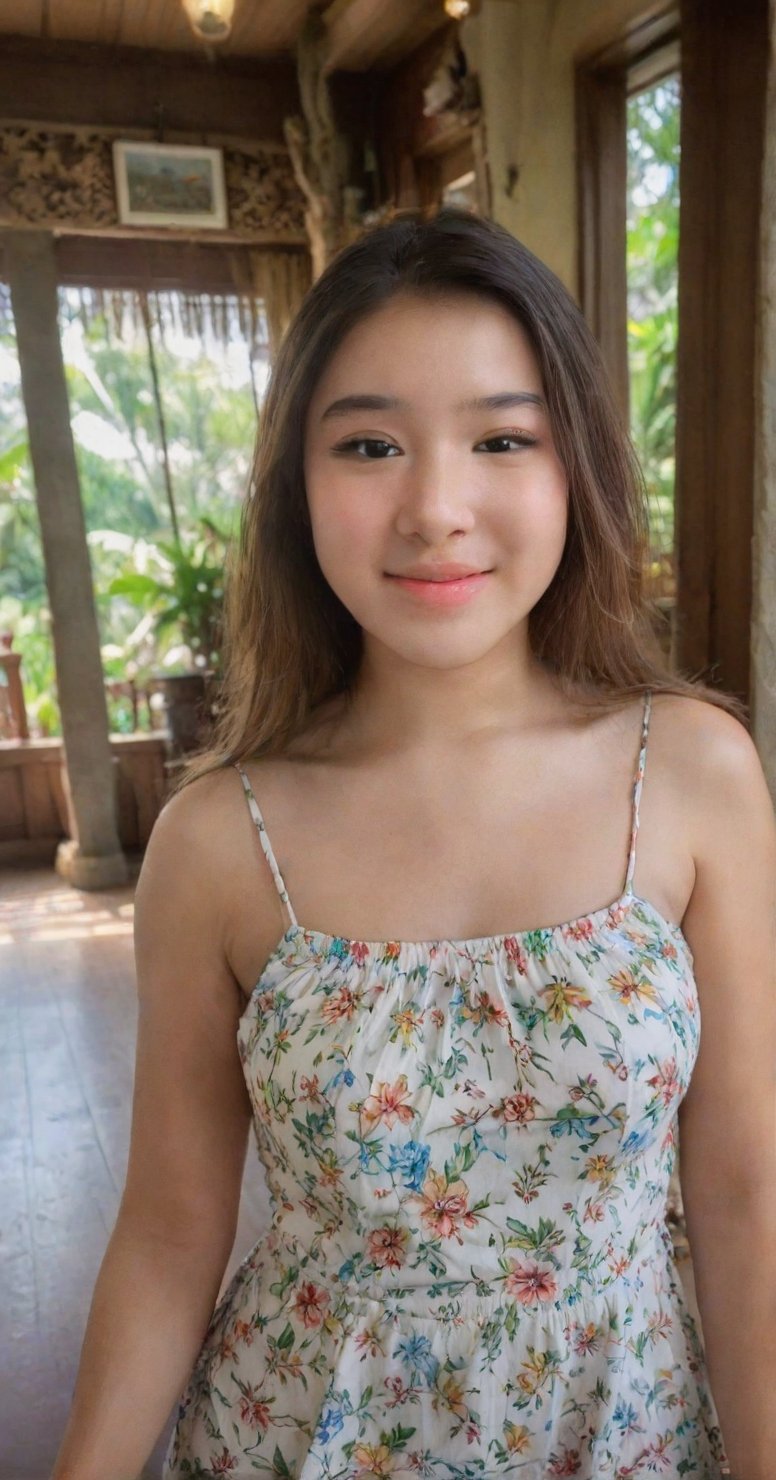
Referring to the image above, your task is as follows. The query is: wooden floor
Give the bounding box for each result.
[0,859,703,1480]
[0,859,268,1480]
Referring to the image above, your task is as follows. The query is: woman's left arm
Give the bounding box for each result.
[677,703,776,1480]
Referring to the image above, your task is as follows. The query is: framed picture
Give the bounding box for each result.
[112,140,228,229]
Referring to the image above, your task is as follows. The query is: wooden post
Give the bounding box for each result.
[674,0,768,704]
[3,229,128,889]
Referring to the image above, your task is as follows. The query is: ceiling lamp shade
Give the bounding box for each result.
[181,0,236,42]
[444,0,471,16]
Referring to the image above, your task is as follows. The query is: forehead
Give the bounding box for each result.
[308,292,542,408]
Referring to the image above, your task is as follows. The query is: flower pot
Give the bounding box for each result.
[155,672,212,754]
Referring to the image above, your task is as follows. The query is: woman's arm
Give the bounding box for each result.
[51,776,257,1480]
[676,702,776,1480]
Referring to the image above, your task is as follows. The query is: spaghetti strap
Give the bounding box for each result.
[624,689,652,895]
[233,763,298,929]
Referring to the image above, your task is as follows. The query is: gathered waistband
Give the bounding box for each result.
[256,1218,674,1327]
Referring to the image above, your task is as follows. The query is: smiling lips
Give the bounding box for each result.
[385,563,492,607]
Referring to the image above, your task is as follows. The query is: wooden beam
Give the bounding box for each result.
[0,33,298,139]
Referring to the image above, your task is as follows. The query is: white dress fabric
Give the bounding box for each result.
[163,688,728,1478]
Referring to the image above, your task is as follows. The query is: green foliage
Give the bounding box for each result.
[626,76,680,587]
[0,301,256,735]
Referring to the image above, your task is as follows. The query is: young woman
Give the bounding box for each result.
[53,208,775,1480]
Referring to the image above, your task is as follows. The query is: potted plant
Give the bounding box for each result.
[107,516,230,752]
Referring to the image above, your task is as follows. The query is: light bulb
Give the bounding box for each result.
[444,0,471,17]
[181,0,235,42]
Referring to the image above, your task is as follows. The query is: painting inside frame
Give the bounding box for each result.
[112,141,228,229]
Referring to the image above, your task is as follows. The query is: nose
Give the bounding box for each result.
[393,450,477,543]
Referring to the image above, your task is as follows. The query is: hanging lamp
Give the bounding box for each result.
[180,0,236,43]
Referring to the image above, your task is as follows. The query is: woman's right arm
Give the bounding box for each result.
[51,776,259,1480]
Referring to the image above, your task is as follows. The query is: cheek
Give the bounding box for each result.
[308,484,382,587]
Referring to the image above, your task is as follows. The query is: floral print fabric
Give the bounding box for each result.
[163,690,728,1478]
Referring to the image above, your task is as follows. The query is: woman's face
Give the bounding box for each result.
[302,291,569,674]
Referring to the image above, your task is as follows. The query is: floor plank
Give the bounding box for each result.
[0,859,269,1480]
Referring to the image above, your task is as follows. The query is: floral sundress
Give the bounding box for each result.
[163,688,729,1478]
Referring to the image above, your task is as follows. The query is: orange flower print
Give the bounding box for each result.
[538,979,593,1022]
[500,1092,539,1126]
[504,1421,532,1453]
[299,1073,321,1101]
[366,1224,409,1270]
[608,969,660,1008]
[417,1169,476,1243]
[353,1442,395,1477]
[436,1374,470,1421]
[504,1259,559,1305]
[322,986,363,1024]
[291,1281,330,1328]
[361,1074,415,1130]
[391,1005,424,1046]
[583,1153,616,1186]
[461,991,509,1029]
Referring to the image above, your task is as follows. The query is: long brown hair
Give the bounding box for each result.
[170,205,746,796]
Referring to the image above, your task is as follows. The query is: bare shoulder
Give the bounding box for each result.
[649,690,772,841]
[647,690,776,959]
[136,766,243,962]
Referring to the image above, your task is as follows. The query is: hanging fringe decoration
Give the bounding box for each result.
[48,283,273,355]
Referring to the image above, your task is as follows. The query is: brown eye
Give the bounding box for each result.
[476,434,537,452]
[333,439,400,459]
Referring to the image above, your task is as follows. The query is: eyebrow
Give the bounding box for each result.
[320,391,547,422]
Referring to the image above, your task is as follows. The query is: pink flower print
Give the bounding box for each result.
[354,1324,386,1360]
[417,1169,477,1242]
[646,1056,681,1106]
[351,940,370,966]
[583,1200,606,1223]
[210,1449,239,1474]
[504,936,528,972]
[361,1074,415,1130]
[500,1091,539,1126]
[504,1259,559,1305]
[238,1386,271,1429]
[571,1321,601,1355]
[563,916,596,942]
[291,1281,330,1328]
[299,1073,321,1101]
[660,938,678,961]
[547,1446,582,1475]
[607,897,632,927]
[366,1224,409,1270]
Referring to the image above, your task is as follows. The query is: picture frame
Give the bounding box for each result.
[112,140,228,229]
